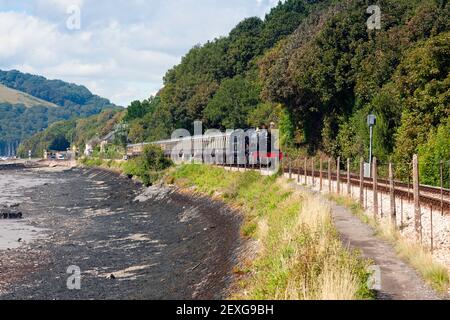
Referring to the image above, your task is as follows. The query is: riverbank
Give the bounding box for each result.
[78,159,374,299]
[0,166,241,299]
[165,164,374,300]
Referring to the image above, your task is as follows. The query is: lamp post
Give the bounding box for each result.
[367,114,377,177]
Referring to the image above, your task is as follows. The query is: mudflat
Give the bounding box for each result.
[0,167,241,300]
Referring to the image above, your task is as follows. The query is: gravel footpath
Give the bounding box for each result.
[294,173,450,270]
[283,173,446,300]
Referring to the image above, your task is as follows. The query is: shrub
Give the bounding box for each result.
[419,117,450,187]
[122,144,173,186]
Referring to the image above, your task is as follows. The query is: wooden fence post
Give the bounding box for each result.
[440,160,444,216]
[380,191,383,217]
[328,158,332,193]
[320,158,323,191]
[413,154,422,243]
[289,158,292,179]
[401,196,403,227]
[373,157,378,218]
[312,158,315,186]
[407,175,411,203]
[336,157,341,194]
[430,205,434,253]
[297,158,301,183]
[347,158,351,196]
[304,157,308,184]
[389,162,396,228]
[359,157,364,207]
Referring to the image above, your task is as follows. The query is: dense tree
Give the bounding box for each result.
[19,0,449,186]
[123,96,160,122]
[259,0,448,160]
[419,117,450,187]
[392,31,450,175]
[155,0,325,134]
[204,75,261,129]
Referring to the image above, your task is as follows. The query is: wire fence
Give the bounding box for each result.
[281,154,450,253]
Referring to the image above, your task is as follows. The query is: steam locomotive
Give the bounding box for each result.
[126,129,283,165]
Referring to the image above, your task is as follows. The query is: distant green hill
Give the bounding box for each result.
[18,108,125,158]
[0,84,58,108]
[0,69,122,156]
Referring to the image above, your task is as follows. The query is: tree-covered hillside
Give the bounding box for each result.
[21,0,449,183]
[259,0,449,168]
[122,0,448,180]
[0,69,120,156]
[17,109,125,158]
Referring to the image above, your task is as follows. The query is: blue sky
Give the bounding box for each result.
[0,0,281,106]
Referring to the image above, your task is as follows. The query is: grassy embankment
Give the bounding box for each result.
[166,164,374,300]
[79,156,373,299]
[79,147,374,299]
[329,194,450,295]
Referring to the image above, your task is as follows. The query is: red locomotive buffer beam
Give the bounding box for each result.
[251,151,283,161]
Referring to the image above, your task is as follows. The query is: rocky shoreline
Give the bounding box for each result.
[0,166,242,300]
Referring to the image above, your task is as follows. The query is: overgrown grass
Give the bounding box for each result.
[168,164,374,300]
[329,194,450,295]
[79,157,123,172]
[79,157,106,168]
[80,144,172,186]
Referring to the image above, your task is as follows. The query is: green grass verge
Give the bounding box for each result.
[168,164,374,300]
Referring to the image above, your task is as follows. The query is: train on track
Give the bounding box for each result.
[127,128,283,166]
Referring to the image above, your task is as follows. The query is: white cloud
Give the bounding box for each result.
[0,0,279,106]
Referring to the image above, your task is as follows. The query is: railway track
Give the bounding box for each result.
[285,165,450,214]
[216,162,450,214]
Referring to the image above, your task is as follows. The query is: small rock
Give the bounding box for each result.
[109,274,116,280]
[18,238,23,242]
[1,211,23,219]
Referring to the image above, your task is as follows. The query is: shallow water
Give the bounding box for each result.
[0,167,240,300]
[0,170,52,250]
